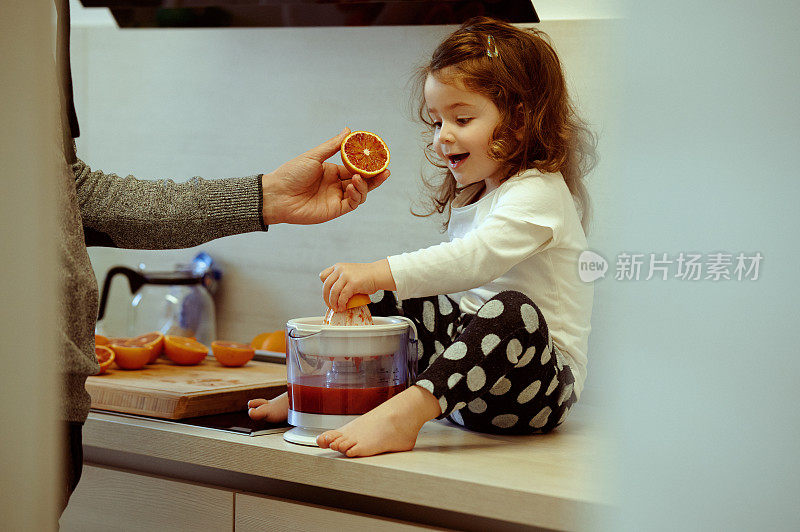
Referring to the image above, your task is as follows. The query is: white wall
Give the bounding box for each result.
[611,1,800,530]
[72,20,618,407]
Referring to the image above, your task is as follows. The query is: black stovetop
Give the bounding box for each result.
[92,408,290,437]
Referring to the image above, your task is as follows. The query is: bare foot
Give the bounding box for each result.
[248,391,289,422]
[316,385,442,457]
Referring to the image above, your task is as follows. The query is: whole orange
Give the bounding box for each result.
[251,331,271,350]
[261,330,286,353]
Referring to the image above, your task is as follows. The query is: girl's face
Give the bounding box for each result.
[424,71,505,190]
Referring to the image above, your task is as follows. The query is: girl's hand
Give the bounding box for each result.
[320,259,396,311]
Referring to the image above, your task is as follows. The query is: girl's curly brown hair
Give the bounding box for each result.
[411,17,598,232]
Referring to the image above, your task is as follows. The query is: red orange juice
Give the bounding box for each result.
[288,380,405,415]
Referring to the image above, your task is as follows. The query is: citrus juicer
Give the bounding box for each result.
[283,315,418,446]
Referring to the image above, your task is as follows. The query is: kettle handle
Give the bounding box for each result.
[97,266,147,321]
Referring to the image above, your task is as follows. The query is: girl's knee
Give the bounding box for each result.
[489,290,537,310]
[475,291,547,337]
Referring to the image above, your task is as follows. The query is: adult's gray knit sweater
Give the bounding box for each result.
[56,0,266,423]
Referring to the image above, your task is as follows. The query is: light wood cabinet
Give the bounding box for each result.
[235,492,443,531]
[80,408,607,531]
[59,465,233,532]
[60,465,444,531]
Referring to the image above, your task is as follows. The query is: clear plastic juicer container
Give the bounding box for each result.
[283,316,417,445]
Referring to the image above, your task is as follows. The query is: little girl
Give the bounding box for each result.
[249,17,596,457]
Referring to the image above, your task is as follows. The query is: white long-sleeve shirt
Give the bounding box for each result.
[387,169,593,398]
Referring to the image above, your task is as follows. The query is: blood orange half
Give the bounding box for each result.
[108,343,150,370]
[164,335,208,366]
[133,332,164,363]
[345,293,371,309]
[211,341,255,367]
[95,346,115,375]
[109,332,164,364]
[340,131,390,178]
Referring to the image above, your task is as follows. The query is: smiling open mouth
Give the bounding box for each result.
[448,153,469,169]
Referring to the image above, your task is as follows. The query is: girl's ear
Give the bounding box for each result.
[511,103,525,141]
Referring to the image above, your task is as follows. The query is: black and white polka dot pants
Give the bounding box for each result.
[369,290,577,434]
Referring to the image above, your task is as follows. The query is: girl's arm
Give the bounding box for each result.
[388,177,567,301]
[319,209,551,311]
[388,207,556,301]
[320,259,397,311]
[320,207,554,310]
[321,178,566,309]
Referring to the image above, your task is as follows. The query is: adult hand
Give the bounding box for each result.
[261,128,390,226]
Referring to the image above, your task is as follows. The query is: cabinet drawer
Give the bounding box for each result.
[60,465,233,532]
[235,492,443,531]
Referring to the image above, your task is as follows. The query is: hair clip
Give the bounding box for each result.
[486,35,500,59]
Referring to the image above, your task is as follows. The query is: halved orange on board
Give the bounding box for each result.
[211,341,255,367]
[340,131,390,178]
[108,343,150,370]
[95,346,115,375]
[108,332,164,364]
[133,332,164,363]
[164,335,208,366]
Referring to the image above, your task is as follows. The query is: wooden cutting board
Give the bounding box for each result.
[85,359,287,419]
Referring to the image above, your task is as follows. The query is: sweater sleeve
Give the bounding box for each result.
[387,206,555,301]
[73,158,266,250]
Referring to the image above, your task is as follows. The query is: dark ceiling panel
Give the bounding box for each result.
[80,1,539,28]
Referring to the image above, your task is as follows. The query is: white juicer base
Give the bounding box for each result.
[284,410,361,446]
[283,427,325,446]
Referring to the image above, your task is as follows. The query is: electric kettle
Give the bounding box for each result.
[95,256,218,346]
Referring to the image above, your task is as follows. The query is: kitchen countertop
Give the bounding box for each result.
[83,405,612,531]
